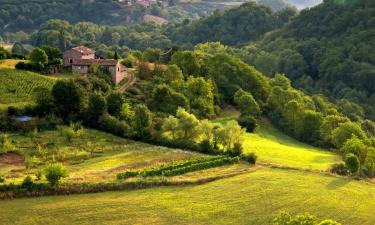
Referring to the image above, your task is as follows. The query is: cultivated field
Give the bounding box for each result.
[1,128,204,184]
[0,68,55,110]
[0,59,26,69]
[0,168,374,225]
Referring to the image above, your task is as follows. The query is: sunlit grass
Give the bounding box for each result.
[216,112,342,170]
[1,168,374,225]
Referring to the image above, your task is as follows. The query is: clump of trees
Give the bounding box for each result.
[273,211,341,225]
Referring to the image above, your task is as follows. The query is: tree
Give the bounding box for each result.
[29,48,48,65]
[162,116,179,139]
[132,104,153,138]
[184,76,215,118]
[11,42,25,55]
[40,45,62,63]
[143,48,161,63]
[277,49,307,80]
[161,64,184,84]
[365,147,375,177]
[273,211,315,225]
[34,87,55,116]
[234,89,261,116]
[52,80,84,121]
[171,51,200,76]
[345,153,360,174]
[176,107,200,140]
[151,85,189,114]
[320,115,349,144]
[341,135,366,163]
[44,163,68,186]
[87,93,107,125]
[296,110,323,143]
[331,122,367,148]
[219,120,245,152]
[107,93,124,117]
[199,119,214,141]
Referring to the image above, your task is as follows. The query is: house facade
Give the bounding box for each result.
[63,46,127,84]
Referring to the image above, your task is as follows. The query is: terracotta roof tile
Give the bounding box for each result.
[72,59,118,66]
[72,46,96,54]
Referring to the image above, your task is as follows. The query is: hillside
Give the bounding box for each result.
[1,168,374,225]
[0,68,55,110]
[256,0,375,120]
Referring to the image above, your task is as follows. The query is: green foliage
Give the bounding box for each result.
[52,80,84,121]
[175,107,200,141]
[151,84,189,114]
[132,104,153,138]
[106,93,124,118]
[340,135,366,162]
[44,163,68,186]
[234,89,261,116]
[143,48,161,63]
[0,134,15,154]
[11,42,25,55]
[171,51,200,76]
[237,115,258,133]
[184,76,215,118]
[345,153,360,174]
[29,48,48,65]
[242,152,258,164]
[273,211,315,225]
[117,156,239,179]
[331,122,366,149]
[330,163,349,176]
[87,93,107,125]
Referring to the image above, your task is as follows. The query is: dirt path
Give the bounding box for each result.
[118,72,136,93]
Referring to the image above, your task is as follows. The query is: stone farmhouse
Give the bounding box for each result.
[63,46,127,84]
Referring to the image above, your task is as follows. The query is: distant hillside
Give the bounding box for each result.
[289,0,322,9]
[257,0,375,119]
[166,2,296,46]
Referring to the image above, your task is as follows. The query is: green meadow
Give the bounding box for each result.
[0,168,374,225]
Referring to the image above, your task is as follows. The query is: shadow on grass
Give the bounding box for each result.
[326,177,351,190]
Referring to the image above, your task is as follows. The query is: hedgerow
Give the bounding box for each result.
[117,156,240,180]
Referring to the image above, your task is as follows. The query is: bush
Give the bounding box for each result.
[230,142,243,157]
[330,163,349,176]
[242,152,257,164]
[237,115,258,132]
[117,156,240,179]
[98,113,131,137]
[0,175,5,183]
[15,62,44,72]
[44,163,68,186]
[21,175,34,191]
[199,139,213,153]
[345,153,360,174]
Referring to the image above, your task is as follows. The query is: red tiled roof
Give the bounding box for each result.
[71,46,96,55]
[72,59,118,66]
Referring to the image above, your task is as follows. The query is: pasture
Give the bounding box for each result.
[1,128,204,184]
[217,112,342,170]
[0,168,374,225]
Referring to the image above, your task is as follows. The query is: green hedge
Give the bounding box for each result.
[117,156,240,180]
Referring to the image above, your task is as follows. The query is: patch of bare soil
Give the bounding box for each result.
[0,152,24,165]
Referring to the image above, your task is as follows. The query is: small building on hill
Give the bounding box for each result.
[63,46,127,84]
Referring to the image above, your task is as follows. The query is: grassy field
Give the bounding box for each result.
[0,168,374,225]
[217,111,342,170]
[0,68,55,110]
[0,59,26,69]
[1,128,203,184]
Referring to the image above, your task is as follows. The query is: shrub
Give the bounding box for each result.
[230,142,243,157]
[0,175,5,183]
[98,113,130,137]
[237,115,258,132]
[330,163,349,176]
[345,153,360,174]
[44,163,68,186]
[242,152,257,164]
[199,139,213,153]
[117,156,239,179]
[21,175,34,190]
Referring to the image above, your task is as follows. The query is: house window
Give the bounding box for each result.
[69,59,73,63]
[118,68,120,72]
